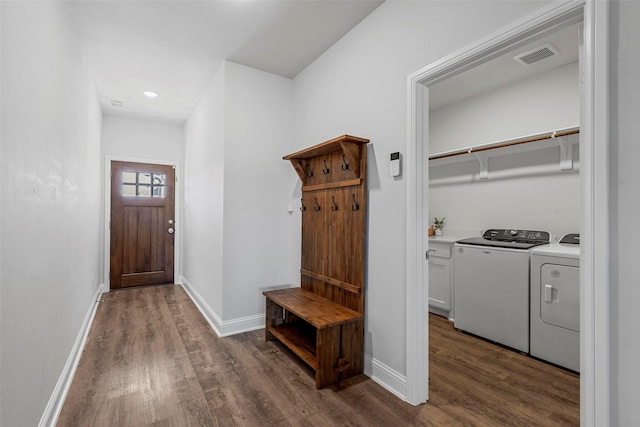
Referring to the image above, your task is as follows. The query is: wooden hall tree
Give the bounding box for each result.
[264,135,369,388]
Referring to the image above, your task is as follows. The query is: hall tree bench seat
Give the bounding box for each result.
[263,287,364,388]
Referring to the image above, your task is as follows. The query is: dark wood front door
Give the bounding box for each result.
[110,161,175,289]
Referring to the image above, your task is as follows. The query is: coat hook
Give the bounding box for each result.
[352,194,360,211]
[323,160,330,175]
[307,166,314,177]
[314,197,321,211]
[331,195,339,211]
[342,154,350,171]
[300,198,306,212]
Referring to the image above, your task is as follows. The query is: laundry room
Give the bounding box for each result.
[426,22,581,372]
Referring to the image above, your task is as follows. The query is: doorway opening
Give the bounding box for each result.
[104,157,181,292]
[405,2,609,425]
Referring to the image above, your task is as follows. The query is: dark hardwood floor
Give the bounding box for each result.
[56,284,579,426]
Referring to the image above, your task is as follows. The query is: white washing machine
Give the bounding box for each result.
[455,229,551,353]
[530,234,580,372]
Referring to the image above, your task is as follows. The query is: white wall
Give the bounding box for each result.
[0,2,102,426]
[430,61,579,153]
[102,115,184,163]
[0,3,3,419]
[183,61,293,327]
[183,63,226,316]
[291,0,553,391]
[428,61,580,239]
[610,1,640,424]
[222,61,293,319]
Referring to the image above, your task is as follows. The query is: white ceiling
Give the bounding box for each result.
[429,23,580,110]
[73,0,384,124]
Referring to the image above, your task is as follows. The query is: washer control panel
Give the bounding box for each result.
[483,229,550,243]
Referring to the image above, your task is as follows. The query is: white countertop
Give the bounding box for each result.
[428,229,481,244]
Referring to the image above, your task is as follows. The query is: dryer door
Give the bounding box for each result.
[540,264,580,332]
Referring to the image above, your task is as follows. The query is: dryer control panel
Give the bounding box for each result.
[559,233,580,245]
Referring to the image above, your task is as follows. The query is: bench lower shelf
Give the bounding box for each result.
[267,323,318,369]
[264,288,364,388]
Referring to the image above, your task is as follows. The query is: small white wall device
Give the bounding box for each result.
[390,152,401,177]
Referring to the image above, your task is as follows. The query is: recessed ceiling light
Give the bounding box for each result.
[143,90,158,98]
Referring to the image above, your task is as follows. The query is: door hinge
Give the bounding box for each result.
[426,251,429,260]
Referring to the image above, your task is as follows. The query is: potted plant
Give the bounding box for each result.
[433,217,446,236]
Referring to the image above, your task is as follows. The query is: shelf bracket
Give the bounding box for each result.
[474,152,489,180]
[558,135,573,171]
[339,141,362,177]
[289,159,309,185]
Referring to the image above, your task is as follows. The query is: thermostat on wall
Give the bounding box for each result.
[390,152,401,177]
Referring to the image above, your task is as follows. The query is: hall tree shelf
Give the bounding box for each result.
[264,134,369,388]
[428,126,580,179]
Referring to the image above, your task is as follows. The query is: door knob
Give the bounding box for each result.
[168,228,174,234]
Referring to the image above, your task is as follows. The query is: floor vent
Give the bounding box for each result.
[514,44,559,66]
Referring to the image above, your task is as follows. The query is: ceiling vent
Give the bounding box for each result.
[514,43,560,66]
[109,99,125,108]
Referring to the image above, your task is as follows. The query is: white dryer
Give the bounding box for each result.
[530,234,580,372]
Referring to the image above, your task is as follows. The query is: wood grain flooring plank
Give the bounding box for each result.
[427,315,579,427]
[57,285,579,426]
[57,285,215,427]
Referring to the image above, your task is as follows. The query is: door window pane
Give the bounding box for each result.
[153,174,166,185]
[122,171,167,198]
[153,186,166,197]
[139,173,152,184]
[122,184,137,196]
[138,185,151,197]
[123,171,137,184]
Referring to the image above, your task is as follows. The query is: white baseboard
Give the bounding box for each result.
[364,353,408,401]
[180,277,265,338]
[180,278,408,401]
[39,284,104,427]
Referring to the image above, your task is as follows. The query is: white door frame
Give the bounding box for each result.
[103,155,182,292]
[405,1,609,426]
